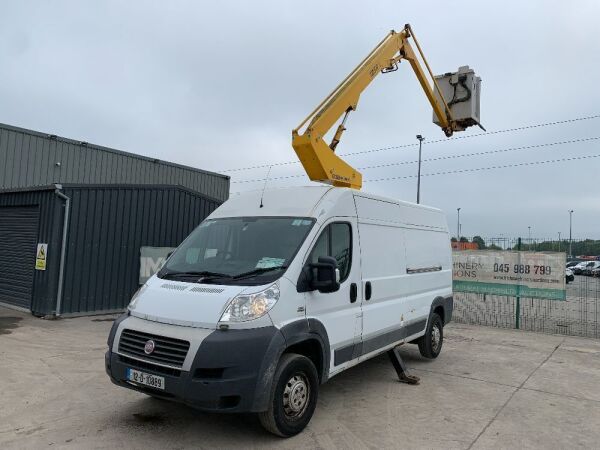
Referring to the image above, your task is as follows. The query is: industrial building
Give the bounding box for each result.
[0,123,229,316]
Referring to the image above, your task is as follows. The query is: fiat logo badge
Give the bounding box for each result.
[144,340,156,355]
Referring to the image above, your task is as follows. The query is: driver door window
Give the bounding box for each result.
[308,222,352,282]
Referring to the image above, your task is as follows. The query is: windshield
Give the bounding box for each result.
[158,217,315,285]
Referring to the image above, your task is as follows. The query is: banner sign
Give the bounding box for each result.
[140,246,176,284]
[453,250,566,300]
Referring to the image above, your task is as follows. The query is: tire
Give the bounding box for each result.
[258,353,319,437]
[418,313,443,359]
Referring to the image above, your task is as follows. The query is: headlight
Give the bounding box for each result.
[220,283,280,322]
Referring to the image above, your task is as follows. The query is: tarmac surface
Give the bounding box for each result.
[2,305,600,449]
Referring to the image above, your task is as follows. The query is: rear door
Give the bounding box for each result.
[303,218,363,374]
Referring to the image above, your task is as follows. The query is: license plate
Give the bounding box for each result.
[126,368,165,390]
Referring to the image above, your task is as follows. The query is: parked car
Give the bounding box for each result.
[591,267,600,278]
[573,261,594,275]
[566,261,579,269]
[566,268,574,284]
[105,186,453,437]
[583,261,600,276]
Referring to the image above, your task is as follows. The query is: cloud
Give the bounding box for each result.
[0,0,599,238]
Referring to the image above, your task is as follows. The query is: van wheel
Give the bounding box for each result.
[418,313,443,359]
[258,353,319,437]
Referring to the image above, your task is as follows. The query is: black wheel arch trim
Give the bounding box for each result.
[430,295,453,325]
[251,328,287,412]
[251,318,330,412]
[279,318,331,383]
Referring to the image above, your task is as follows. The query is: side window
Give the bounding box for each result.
[331,223,351,281]
[307,222,352,283]
[308,228,329,265]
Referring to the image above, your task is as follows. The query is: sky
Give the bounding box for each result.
[1,0,599,240]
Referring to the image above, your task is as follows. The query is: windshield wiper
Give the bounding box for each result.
[161,270,232,280]
[232,266,288,280]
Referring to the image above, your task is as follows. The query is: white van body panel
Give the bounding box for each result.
[129,275,275,329]
[265,276,306,330]
[107,185,453,412]
[353,193,451,359]
[213,186,357,223]
[134,185,450,368]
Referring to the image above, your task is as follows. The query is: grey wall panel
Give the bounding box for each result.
[0,183,223,316]
[0,188,63,316]
[0,123,230,202]
[59,185,221,314]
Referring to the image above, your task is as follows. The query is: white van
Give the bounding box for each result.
[106,186,453,436]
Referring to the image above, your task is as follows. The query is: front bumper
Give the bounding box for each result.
[106,325,285,413]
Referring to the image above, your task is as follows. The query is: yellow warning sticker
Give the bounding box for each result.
[35,243,48,271]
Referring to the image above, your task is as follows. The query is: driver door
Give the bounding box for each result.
[303,219,363,375]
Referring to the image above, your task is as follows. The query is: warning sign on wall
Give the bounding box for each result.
[35,243,48,271]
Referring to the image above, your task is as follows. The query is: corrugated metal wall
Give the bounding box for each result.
[59,185,221,315]
[0,184,222,316]
[0,123,230,202]
[0,188,63,314]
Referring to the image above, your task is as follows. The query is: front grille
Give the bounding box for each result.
[118,329,190,368]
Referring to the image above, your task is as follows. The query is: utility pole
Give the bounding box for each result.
[416,135,425,204]
[456,207,461,241]
[528,226,531,247]
[569,210,574,258]
[558,232,561,252]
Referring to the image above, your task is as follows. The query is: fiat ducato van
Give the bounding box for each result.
[106,185,453,436]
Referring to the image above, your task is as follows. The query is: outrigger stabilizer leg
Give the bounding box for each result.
[387,346,420,385]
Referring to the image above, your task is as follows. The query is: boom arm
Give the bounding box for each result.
[292,24,458,190]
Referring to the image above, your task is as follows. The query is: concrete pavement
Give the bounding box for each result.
[1,306,600,449]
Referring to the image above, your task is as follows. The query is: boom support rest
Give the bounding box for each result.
[388,346,420,385]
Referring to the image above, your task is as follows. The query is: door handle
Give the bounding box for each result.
[365,281,372,301]
[350,283,357,303]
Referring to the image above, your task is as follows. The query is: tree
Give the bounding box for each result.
[459,236,469,243]
[472,236,486,250]
[450,237,457,242]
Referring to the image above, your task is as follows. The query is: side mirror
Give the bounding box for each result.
[309,256,340,293]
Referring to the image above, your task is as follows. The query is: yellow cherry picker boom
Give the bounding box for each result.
[292,24,483,190]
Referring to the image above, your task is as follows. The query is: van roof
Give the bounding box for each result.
[210,185,444,222]
[210,185,341,219]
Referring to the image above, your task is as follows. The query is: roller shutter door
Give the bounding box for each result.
[0,206,39,309]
